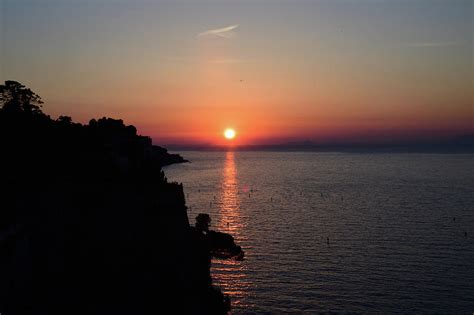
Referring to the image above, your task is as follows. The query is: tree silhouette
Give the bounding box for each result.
[57,115,72,125]
[0,80,44,114]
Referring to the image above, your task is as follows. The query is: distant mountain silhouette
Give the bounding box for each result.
[0,81,232,314]
[166,136,474,153]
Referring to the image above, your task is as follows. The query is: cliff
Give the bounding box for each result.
[0,81,227,314]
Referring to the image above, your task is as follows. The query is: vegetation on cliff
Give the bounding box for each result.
[0,81,228,314]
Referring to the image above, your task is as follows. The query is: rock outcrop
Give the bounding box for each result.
[0,81,228,315]
[193,213,245,261]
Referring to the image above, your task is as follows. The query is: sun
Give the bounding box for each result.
[224,128,236,140]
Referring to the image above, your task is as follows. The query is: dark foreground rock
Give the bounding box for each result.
[0,81,228,315]
[209,231,245,261]
[193,213,245,261]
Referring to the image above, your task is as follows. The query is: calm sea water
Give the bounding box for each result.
[164,152,474,313]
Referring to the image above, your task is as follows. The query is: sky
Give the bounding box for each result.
[1,0,473,146]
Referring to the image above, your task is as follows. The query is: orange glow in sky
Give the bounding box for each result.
[2,1,472,146]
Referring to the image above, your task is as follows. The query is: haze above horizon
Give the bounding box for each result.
[2,0,472,146]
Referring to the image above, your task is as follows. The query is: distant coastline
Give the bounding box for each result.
[163,135,474,153]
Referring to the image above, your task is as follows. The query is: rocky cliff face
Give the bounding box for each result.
[1,179,230,314]
[0,107,228,314]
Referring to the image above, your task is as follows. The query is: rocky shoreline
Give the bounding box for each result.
[0,81,238,314]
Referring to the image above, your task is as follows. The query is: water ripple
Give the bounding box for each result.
[165,152,474,313]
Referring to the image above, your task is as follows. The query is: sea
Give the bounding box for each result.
[164,151,474,313]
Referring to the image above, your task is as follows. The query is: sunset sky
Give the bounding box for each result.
[1,0,472,146]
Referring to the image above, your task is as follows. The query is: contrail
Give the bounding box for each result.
[197,24,239,39]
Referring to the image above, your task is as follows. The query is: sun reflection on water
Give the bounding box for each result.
[212,151,254,309]
[217,151,241,233]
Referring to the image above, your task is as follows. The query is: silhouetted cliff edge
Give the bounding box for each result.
[0,81,227,314]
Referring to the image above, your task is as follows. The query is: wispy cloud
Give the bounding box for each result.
[197,24,239,39]
[407,41,464,47]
